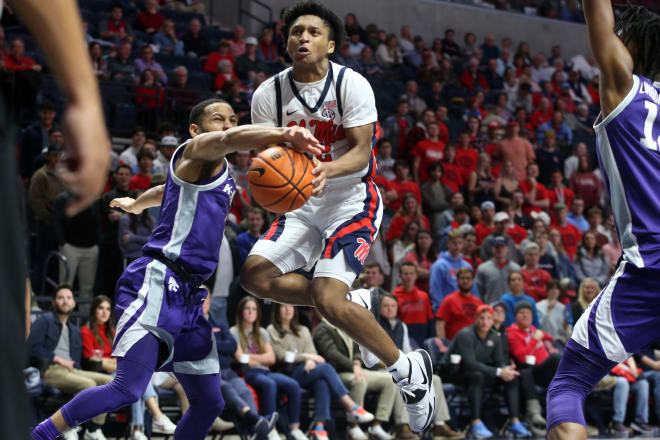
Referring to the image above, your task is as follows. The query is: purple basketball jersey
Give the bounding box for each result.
[595,75,660,268]
[142,140,236,280]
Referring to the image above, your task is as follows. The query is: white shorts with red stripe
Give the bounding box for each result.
[248,177,383,287]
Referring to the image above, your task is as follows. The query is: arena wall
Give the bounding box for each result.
[242,0,591,58]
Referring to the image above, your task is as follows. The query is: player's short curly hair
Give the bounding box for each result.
[281,1,344,47]
[615,5,660,81]
[188,98,230,126]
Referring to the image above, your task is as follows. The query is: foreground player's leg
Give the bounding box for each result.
[241,256,315,306]
[311,277,436,433]
[547,340,615,440]
[32,335,159,439]
[173,372,224,439]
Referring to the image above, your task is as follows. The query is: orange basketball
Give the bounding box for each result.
[248,146,314,214]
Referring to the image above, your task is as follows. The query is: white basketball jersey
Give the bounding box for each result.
[251,61,378,182]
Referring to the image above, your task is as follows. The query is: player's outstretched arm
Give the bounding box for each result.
[9,0,111,216]
[583,0,634,115]
[110,185,165,214]
[186,125,323,162]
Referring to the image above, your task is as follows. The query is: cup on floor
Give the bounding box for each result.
[450,354,462,365]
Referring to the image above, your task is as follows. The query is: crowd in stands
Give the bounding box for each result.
[17,1,660,439]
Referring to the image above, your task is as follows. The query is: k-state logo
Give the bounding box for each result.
[168,276,180,293]
[354,237,370,265]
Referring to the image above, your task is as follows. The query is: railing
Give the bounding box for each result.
[237,0,273,28]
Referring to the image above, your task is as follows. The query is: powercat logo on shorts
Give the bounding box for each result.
[168,276,179,293]
[354,238,370,265]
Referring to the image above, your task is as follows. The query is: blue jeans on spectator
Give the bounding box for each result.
[245,368,301,425]
[130,379,158,427]
[221,369,257,414]
[613,376,649,424]
[291,362,349,421]
[640,370,660,421]
[209,297,227,324]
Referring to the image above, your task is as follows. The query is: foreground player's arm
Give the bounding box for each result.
[311,123,374,195]
[110,185,165,214]
[583,0,634,115]
[9,0,110,216]
[185,125,322,161]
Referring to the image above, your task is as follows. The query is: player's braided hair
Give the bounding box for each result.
[281,1,344,47]
[614,5,660,81]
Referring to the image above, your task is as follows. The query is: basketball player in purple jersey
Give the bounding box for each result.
[241,2,436,433]
[547,4,660,440]
[31,99,322,440]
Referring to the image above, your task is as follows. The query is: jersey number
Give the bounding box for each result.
[641,101,660,151]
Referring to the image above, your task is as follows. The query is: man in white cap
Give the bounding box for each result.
[480,211,519,262]
[153,135,178,175]
[235,36,266,81]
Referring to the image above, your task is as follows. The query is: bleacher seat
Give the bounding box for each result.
[112,102,139,134]
[187,71,212,91]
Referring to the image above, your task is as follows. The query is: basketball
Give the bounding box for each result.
[248,146,315,214]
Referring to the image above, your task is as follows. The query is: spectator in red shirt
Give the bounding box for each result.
[129,148,154,191]
[81,295,176,436]
[412,123,445,183]
[503,202,528,245]
[521,243,552,302]
[474,201,496,245]
[460,57,489,91]
[138,0,165,34]
[385,192,431,244]
[404,230,436,293]
[569,155,602,211]
[550,202,581,261]
[5,38,42,71]
[98,4,135,44]
[257,27,281,64]
[546,169,574,216]
[213,59,242,91]
[519,163,550,215]
[455,131,479,183]
[507,301,561,388]
[530,97,553,128]
[392,262,435,347]
[440,145,463,193]
[388,160,422,211]
[435,267,483,340]
[205,40,236,74]
[405,108,436,158]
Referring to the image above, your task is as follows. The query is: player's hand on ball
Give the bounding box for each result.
[311,157,327,196]
[284,126,323,156]
[110,197,141,214]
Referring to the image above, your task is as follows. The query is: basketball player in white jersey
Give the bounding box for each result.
[241,2,435,433]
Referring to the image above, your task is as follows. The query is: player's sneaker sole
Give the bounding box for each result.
[398,349,436,433]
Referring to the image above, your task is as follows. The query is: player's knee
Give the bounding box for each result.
[207,392,225,416]
[240,257,280,299]
[110,380,143,406]
[314,293,343,324]
[548,423,587,440]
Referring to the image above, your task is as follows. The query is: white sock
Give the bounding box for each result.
[387,351,410,382]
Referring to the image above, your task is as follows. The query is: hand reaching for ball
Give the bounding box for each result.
[283,126,323,157]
